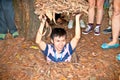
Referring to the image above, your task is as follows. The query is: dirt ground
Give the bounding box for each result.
[0,12,120,80]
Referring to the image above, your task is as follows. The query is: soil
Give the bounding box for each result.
[0,12,120,80]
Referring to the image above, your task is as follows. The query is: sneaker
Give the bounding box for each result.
[109,36,120,41]
[68,20,74,29]
[103,26,112,34]
[80,20,86,28]
[82,25,92,34]
[0,34,6,40]
[94,26,100,36]
[12,31,19,38]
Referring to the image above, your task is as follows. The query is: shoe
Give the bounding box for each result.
[101,43,120,49]
[80,20,86,28]
[82,25,92,34]
[94,26,100,36]
[12,31,19,38]
[109,36,120,41]
[103,26,112,34]
[116,54,120,61]
[68,20,74,29]
[0,34,6,40]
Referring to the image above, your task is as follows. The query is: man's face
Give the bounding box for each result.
[52,36,66,53]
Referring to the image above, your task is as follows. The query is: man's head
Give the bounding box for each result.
[50,28,67,53]
[50,28,67,40]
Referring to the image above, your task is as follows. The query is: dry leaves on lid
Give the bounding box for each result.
[34,0,89,21]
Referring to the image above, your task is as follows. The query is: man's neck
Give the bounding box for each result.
[56,50,61,54]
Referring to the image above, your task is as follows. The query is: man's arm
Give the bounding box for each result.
[70,14,81,49]
[36,16,47,51]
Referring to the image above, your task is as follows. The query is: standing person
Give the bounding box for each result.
[82,0,105,36]
[101,0,120,49]
[102,0,120,40]
[0,0,19,40]
[36,14,81,62]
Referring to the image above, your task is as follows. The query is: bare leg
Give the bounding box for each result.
[88,0,95,23]
[108,0,120,45]
[82,0,95,34]
[83,0,104,35]
[108,0,113,26]
[96,0,105,24]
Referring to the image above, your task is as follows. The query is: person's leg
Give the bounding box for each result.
[96,0,105,25]
[88,0,95,24]
[2,0,18,37]
[101,0,120,49]
[94,0,105,35]
[108,0,120,40]
[103,0,120,40]
[109,36,120,41]
[103,0,112,34]
[0,1,8,39]
[82,0,95,34]
[109,0,120,45]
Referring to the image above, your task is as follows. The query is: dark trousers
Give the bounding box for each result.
[0,0,17,34]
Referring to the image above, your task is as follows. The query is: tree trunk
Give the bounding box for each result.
[13,0,40,40]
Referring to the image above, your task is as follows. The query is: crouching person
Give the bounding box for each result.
[36,14,81,62]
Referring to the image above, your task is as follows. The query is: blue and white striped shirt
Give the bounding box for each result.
[41,43,75,62]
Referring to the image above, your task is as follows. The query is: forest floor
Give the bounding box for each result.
[0,11,120,80]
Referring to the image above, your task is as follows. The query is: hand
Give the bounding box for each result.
[39,15,47,24]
